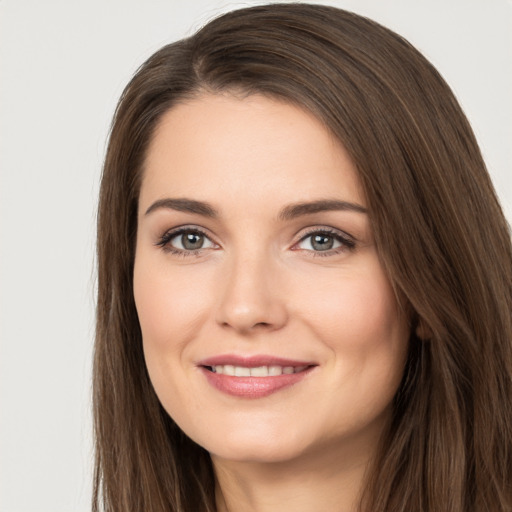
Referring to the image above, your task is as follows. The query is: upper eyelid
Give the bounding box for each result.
[290,226,357,255]
[294,225,356,243]
[161,224,353,238]
[162,224,213,238]
[156,225,218,247]
[156,224,356,250]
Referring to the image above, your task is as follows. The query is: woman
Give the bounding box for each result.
[93,3,512,511]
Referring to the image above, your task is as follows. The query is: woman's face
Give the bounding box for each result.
[134,93,410,464]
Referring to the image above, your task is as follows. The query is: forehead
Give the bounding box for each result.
[140,93,365,212]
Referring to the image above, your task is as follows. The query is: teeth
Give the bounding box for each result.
[269,365,282,376]
[210,365,308,376]
[235,366,251,377]
[250,366,269,377]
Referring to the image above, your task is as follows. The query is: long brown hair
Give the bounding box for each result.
[93,4,512,511]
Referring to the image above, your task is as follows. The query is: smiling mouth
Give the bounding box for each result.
[198,355,317,397]
[205,364,310,377]
[200,361,316,398]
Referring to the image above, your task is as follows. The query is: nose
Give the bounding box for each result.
[215,251,288,334]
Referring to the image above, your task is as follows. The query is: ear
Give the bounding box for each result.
[415,317,433,340]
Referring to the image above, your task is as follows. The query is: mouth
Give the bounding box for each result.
[204,364,310,376]
[198,355,317,398]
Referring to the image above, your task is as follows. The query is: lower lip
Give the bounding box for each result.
[201,367,314,398]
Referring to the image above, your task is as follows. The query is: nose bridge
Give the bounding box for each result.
[215,243,287,333]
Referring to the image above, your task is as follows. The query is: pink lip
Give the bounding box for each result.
[198,354,317,399]
[198,354,315,368]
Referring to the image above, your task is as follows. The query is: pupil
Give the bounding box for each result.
[312,234,333,251]
[182,232,203,250]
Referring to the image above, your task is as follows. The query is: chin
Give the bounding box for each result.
[193,422,319,464]
[210,441,309,465]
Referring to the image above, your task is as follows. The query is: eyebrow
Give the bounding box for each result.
[144,197,367,219]
[278,199,367,220]
[145,198,219,217]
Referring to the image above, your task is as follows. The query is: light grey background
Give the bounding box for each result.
[1,1,510,511]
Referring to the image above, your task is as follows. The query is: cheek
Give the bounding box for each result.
[133,258,212,351]
[296,261,408,399]
[133,257,212,420]
[297,265,402,344]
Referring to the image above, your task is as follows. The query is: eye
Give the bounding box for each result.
[157,227,217,255]
[294,228,355,255]
[299,233,340,251]
[171,231,213,251]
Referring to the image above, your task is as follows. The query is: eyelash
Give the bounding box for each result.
[155,226,356,258]
[155,226,213,257]
[295,227,356,257]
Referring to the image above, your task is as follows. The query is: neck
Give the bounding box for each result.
[212,434,379,512]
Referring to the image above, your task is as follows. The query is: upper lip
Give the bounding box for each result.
[198,354,317,368]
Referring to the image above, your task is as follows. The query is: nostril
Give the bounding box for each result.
[220,320,272,330]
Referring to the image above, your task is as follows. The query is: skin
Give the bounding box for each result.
[134,93,410,512]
